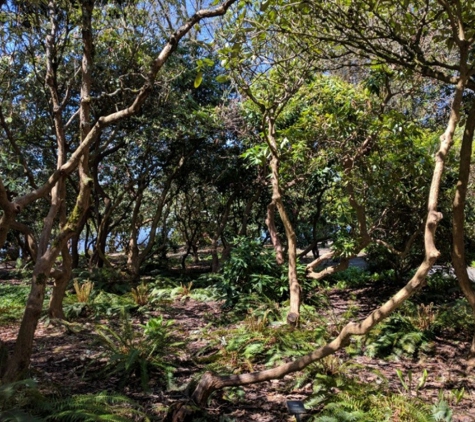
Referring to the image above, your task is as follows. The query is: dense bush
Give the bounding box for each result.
[200,237,288,305]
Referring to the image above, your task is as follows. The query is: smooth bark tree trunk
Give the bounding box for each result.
[49,244,73,319]
[211,194,235,272]
[266,117,300,326]
[452,98,475,357]
[265,201,285,265]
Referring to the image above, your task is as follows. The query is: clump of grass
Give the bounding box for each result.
[131,283,149,306]
[73,279,94,303]
[179,281,193,296]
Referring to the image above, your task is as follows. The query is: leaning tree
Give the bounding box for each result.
[0,0,237,383]
[168,0,475,418]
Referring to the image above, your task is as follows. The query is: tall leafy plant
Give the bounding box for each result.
[202,237,287,306]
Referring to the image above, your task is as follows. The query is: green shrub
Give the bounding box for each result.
[303,372,451,422]
[92,311,179,391]
[325,267,372,289]
[199,237,287,306]
[433,298,475,337]
[0,378,44,421]
[43,392,149,421]
[63,291,136,320]
[80,268,131,295]
[202,302,328,373]
[364,308,434,358]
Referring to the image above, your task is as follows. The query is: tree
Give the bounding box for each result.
[168,1,475,417]
[0,0,237,383]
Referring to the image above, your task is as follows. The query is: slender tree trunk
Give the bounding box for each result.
[266,116,300,326]
[0,179,19,249]
[452,99,475,357]
[11,221,38,262]
[3,266,49,382]
[238,183,262,236]
[49,244,72,319]
[127,180,145,278]
[71,207,91,268]
[211,194,235,272]
[265,201,285,264]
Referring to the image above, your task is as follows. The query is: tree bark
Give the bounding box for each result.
[265,200,285,265]
[49,244,72,319]
[266,116,300,326]
[211,193,235,272]
[452,98,475,357]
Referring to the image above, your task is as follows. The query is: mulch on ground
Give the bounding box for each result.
[2,275,475,421]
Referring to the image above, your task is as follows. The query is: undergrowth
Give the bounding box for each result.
[0,282,32,324]
[0,379,150,421]
[92,311,179,391]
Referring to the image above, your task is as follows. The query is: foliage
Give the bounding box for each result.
[73,280,94,304]
[364,304,435,358]
[201,301,328,372]
[43,392,150,421]
[432,298,475,338]
[63,290,136,320]
[131,283,149,307]
[0,378,44,421]
[324,267,372,289]
[0,379,150,422]
[0,282,33,325]
[297,365,452,422]
[92,311,178,391]
[199,237,287,306]
[86,268,131,295]
[310,382,444,422]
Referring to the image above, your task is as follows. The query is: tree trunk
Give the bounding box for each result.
[48,245,73,319]
[266,116,300,326]
[211,194,235,272]
[452,98,475,357]
[265,201,285,265]
[127,180,145,279]
[3,262,55,382]
[238,183,262,236]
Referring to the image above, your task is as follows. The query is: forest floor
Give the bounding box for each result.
[2,259,475,421]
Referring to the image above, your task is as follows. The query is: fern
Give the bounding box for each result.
[43,392,149,421]
[308,376,442,422]
[92,311,178,391]
[364,311,433,358]
[0,379,45,421]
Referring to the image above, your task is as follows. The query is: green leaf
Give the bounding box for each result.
[260,0,271,12]
[194,72,203,88]
[216,74,229,83]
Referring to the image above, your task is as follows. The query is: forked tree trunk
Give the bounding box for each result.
[166,70,469,422]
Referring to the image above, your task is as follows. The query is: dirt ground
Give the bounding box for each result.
[2,270,475,421]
